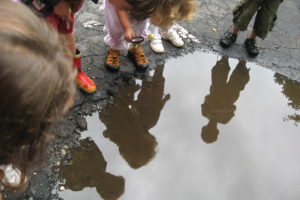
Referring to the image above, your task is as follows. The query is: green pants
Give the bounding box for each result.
[233,0,282,39]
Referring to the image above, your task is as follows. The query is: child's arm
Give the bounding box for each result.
[53,0,72,22]
[116,9,135,42]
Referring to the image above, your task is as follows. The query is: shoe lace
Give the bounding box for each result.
[169,31,181,41]
[134,49,148,64]
[225,32,235,40]
[247,39,258,48]
[152,37,163,45]
[107,49,120,65]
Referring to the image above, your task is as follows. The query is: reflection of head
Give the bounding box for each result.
[201,121,219,144]
[60,139,125,199]
[95,173,125,200]
[117,131,158,169]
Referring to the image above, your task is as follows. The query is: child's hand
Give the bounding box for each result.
[53,1,72,22]
[72,0,85,13]
[124,28,135,42]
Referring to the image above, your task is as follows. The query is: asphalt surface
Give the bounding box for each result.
[4,0,300,199]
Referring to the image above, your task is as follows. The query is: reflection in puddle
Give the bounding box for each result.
[59,51,300,200]
[59,139,124,200]
[274,73,300,125]
[100,64,169,169]
[201,57,250,143]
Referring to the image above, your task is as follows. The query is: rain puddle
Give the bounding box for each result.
[59,51,300,200]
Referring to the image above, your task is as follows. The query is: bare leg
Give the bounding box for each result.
[231,24,239,34]
[62,32,76,54]
[248,30,257,39]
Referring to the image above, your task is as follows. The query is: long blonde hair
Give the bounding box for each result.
[151,0,197,29]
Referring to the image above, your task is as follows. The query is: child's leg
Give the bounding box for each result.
[47,12,96,93]
[103,0,129,50]
[220,0,261,49]
[102,0,130,71]
[161,24,184,47]
[252,0,282,39]
[149,25,164,53]
[127,19,150,70]
[232,0,262,32]
[128,42,149,70]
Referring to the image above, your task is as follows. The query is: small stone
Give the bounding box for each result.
[212,27,217,32]
[60,149,66,156]
[55,161,61,166]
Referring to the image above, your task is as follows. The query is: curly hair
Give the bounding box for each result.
[0,0,76,190]
[151,0,197,29]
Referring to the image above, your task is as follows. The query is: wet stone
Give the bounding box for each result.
[76,116,87,131]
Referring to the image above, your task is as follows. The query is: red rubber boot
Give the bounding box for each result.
[73,49,96,94]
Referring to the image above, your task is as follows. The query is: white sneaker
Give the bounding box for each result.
[150,34,165,53]
[161,30,184,47]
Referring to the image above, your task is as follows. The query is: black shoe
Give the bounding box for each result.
[244,38,259,57]
[219,31,237,48]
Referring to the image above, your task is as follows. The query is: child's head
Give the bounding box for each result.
[126,0,159,20]
[151,0,197,29]
[0,0,76,190]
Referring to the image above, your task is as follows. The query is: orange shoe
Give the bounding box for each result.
[105,48,120,71]
[76,71,96,93]
[73,49,96,94]
[128,46,149,70]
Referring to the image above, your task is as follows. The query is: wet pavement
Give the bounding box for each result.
[57,52,300,200]
[4,0,300,199]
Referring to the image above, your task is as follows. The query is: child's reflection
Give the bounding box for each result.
[99,64,170,168]
[59,139,125,200]
[274,73,300,125]
[201,57,250,143]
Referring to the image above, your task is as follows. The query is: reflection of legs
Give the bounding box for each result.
[211,57,230,87]
[152,64,165,82]
[227,60,250,101]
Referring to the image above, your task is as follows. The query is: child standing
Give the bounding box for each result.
[22,0,97,93]
[219,0,283,57]
[0,0,76,195]
[101,0,157,71]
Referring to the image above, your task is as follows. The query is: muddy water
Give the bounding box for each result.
[59,52,300,200]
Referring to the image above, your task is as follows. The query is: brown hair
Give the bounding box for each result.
[151,0,197,29]
[0,0,76,190]
[127,0,159,20]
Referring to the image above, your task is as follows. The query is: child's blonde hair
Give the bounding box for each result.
[151,0,197,29]
[0,0,76,190]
